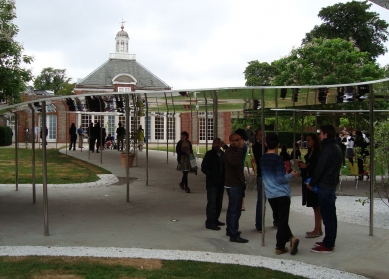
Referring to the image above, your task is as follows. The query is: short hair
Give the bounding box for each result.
[320,124,336,139]
[181,131,189,140]
[266,133,279,149]
[235,128,248,141]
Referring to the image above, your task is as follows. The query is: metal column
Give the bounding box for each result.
[125,94,130,202]
[144,93,149,185]
[31,106,36,203]
[261,88,266,246]
[42,101,49,236]
[368,84,375,236]
[164,92,169,163]
[14,112,18,191]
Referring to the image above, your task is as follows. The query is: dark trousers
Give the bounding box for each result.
[181,171,188,187]
[206,187,224,226]
[69,136,77,150]
[341,149,346,166]
[357,158,364,176]
[255,177,263,229]
[318,188,337,249]
[268,196,293,249]
[226,187,244,237]
[89,138,95,151]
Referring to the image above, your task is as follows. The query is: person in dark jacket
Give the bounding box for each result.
[299,133,322,238]
[94,122,101,153]
[337,132,347,167]
[355,131,368,180]
[176,131,193,193]
[87,122,95,152]
[224,133,248,243]
[307,124,342,253]
[201,138,225,230]
[69,123,77,151]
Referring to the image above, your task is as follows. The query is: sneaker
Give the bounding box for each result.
[314,242,335,249]
[275,247,289,255]
[290,237,299,255]
[311,244,333,253]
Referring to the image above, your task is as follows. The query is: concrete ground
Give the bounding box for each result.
[0,144,388,279]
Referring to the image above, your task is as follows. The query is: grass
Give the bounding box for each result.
[0,256,306,279]
[0,148,110,184]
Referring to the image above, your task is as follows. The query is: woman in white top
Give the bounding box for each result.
[344,133,354,165]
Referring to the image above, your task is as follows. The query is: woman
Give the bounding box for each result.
[344,132,355,165]
[298,133,322,238]
[176,131,193,193]
[69,123,77,151]
[280,144,291,173]
[137,125,145,151]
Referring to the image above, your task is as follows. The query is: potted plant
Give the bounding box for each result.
[120,152,135,168]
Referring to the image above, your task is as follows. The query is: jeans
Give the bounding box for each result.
[206,187,224,226]
[181,171,188,187]
[226,187,244,237]
[268,196,293,249]
[318,188,337,248]
[255,177,263,229]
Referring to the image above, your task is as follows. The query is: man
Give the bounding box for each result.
[34,124,39,143]
[245,125,255,155]
[201,138,225,231]
[87,122,95,152]
[252,128,266,232]
[307,124,342,253]
[77,125,84,149]
[116,122,126,152]
[224,133,248,243]
[260,133,299,255]
[337,132,347,168]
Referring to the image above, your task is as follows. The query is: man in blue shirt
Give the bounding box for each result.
[260,133,299,255]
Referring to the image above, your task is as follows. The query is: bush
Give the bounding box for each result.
[0,126,12,146]
[277,132,309,148]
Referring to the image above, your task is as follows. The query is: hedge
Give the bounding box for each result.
[0,126,12,146]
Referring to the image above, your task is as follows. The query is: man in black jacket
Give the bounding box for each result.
[201,138,225,231]
[307,124,342,253]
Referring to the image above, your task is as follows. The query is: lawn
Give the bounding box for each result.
[0,256,306,279]
[0,148,110,184]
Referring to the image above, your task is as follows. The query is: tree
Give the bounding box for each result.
[57,82,75,96]
[272,38,384,86]
[34,67,71,95]
[383,64,389,78]
[244,60,275,86]
[0,0,34,104]
[302,1,389,60]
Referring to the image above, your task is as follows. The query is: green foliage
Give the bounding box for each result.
[33,67,72,94]
[272,38,384,86]
[383,64,389,78]
[57,82,75,96]
[244,60,275,86]
[0,0,34,104]
[302,0,389,60]
[0,126,12,146]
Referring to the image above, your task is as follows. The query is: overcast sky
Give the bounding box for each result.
[14,0,389,90]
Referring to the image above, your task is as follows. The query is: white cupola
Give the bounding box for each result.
[115,23,129,53]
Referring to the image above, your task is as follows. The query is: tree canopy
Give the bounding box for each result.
[0,0,33,104]
[243,61,274,86]
[33,67,72,95]
[302,0,389,61]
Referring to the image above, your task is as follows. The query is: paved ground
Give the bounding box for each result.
[0,144,388,279]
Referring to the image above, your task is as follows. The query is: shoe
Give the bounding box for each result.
[314,242,335,249]
[206,225,221,231]
[290,237,299,255]
[305,233,320,238]
[256,227,263,233]
[216,221,225,226]
[311,244,333,253]
[275,247,289,255]
[230,236,248,243]
[179,183,185,190]
[241,207,246,211]
[226,231,241,237]
[185,187,191,193]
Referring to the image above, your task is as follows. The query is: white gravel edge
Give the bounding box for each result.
[0,174,118,188]
[0,246,367,279]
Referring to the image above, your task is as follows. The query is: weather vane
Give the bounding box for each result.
[120,16,126,30]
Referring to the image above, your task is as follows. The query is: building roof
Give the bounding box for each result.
[76,58,171,90]
[369,0,389,10]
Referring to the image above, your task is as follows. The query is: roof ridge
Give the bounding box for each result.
[77,60,110,84]
[135,60,170,88]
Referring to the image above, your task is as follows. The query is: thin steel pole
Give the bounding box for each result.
[42,101,49,236]
[368,84,375,236]
[261,88,266,246]
[97,97,103,164]
[14,113,18,191]
[204,92,208,152]
[31,106,36,203]
[132,94,138,167]
[164,92,169,163]
[125,94,130,202]
[275,89,278,133]
[144,93,149,185]
[170,93,176,156]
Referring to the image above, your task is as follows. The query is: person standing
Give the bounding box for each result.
[34,124,39,143]
[337,132,347,168]
[260,133,299,255]
[40,126,48,145]
[69,123,77,151]
[224,133,248,243]
[299,133,322,238]
[116,122,126,152]
[94,122,102,153]
[77,125,84,149]
[245,125,255,155]
[252,128,266,232]
[137,125,145,151]
[201,137,225,231]
[307,124,342,253]
[176,131,193,193]
[87,122,95,152]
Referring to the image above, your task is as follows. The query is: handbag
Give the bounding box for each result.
[189,154,198,172]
